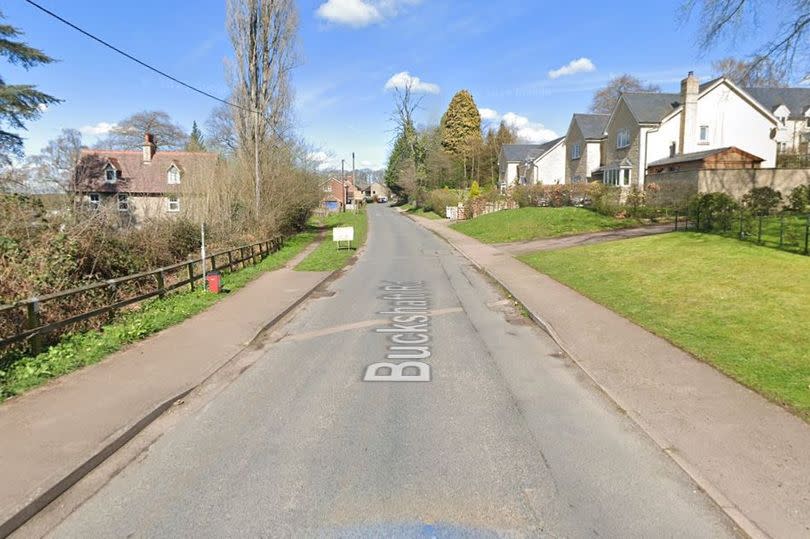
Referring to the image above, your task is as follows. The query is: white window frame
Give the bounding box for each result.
[167,166,181,185]
[699,125,710,144]
[89,193,100,209]
[616,129,630,149]
[167,195,180,212]
[117,194,129,212]
[105,166,117,183]
[604,168,631,187]
[571,143,581,160]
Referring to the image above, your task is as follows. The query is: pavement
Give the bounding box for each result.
[410,213,810,539]
[495,223,673,255]
[0,242,332,538]
[33,205,739,538]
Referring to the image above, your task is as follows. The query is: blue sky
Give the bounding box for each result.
[4,0,764,170]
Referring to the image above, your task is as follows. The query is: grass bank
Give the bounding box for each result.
[402,203,443,220]
[519,232,810,420]
[451,207,639,243]
[296,209,368,271]
[0,231,317,401]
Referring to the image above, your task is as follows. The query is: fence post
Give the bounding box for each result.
[674,211,679,231]
[779,214,785,248]
[26,300,43,356]
[228,250,234,272]
[187,262,195,291]
[739,209,744,240]
[106,281,117,321]
[156,270,166,299]
[696,207,701,231]
[210,255,217,272]
[805,214,809,255]
[757,214,763,244]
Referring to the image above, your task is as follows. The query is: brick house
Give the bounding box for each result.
[72,133,219,223]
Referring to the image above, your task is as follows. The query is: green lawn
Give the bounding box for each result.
[296,210,368,271]
[0,231,317,401]
[451,207,639,244]
[403,204,443,220]
[519,233,810,420]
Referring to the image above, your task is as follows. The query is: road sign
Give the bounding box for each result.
[333,226,354,250]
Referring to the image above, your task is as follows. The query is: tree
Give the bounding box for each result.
[682,0,810,83]
[98,111,188,150]
[205,103,238,154]
[28,128,83,193]
[387,79,426,202]
[0,11,60,165]
[440,90,482,156]
[590,74,661,114]
[186,121,207,152]
[712,57,787,87]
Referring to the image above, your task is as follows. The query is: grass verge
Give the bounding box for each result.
[402,203,443,220]
[519,232,810,420]
[451,207,640,243]
[296,210,368,271]
[0,231,317,401]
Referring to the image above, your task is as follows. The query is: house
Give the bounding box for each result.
[647,146,764,175]
[320,177,347,212]
[564,113,609,183]
[743,87,810,155]
[72,133,219,223]
[498,137,566,189]
[598,72,778,188]
[368,182,390,200]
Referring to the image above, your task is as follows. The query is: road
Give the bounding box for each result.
[46,205,737,538]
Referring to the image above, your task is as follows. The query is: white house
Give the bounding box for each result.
[744,87,810,155]
[498,137,566,189]
[599,72,778,188]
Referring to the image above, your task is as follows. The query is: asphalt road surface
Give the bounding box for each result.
[47,205,737,538]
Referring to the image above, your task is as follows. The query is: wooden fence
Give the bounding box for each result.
[0,237,284,356]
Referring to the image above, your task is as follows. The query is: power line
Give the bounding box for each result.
[23,0,258,115]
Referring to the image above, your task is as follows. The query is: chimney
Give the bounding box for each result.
[678,71,699,155]
[142,133,156,163]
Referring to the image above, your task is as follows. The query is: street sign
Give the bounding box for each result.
[333,226,354,250]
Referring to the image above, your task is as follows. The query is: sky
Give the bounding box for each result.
[2,0,778,171]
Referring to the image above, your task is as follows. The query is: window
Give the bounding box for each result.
[571,143,581,159]
[699,125,710,144]
[616,129,630,149]
[105,166,116,182]
[323,183,332,193]
[604,168,631,186]
[167,195,180,212]
[89,193,100,209]
[117,194,129,212]
[167,166,181,184]
[778,116,787,126]
[778,141,788,153]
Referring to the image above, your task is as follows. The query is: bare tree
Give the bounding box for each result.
[97,110,188,150]
[226,0,299,215]
[389,80,425,203]
[205,103,239,155]
[27,128,83,193]
[712,56,788,86]
[682,0,810,83]
[590,74,661,114]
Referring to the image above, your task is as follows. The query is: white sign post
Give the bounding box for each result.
[333,226,355,251]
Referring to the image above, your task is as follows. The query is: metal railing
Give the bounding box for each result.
[674,209,810,255]
[0,237,284,356]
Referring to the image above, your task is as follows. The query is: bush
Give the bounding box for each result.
[742,186,782,215]
[689,192,739,231]
[469,180,481,198]
[424,189,459,216]
[788,184,810,212]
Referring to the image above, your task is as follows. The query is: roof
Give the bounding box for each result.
[572,113,609,140]
[743,87,810,119]
[75,149,219,194]
[501,137,565,163]
[621,92,681,124]
[648,146,764,167]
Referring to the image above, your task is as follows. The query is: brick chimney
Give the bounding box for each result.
[678,71,699,155]
[142,133,156,163]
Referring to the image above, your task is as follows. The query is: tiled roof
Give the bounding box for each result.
[648,146,764,167]
[743,87,810,120]
[75,149,219,194]
[621,92,681,124]
[501,137,564,163]
[572,113,609,140]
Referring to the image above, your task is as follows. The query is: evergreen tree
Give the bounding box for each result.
[0,11,60,164]
[186,121,207,152]
[440,90,482,156]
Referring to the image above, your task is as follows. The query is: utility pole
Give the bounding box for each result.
[341,159,346,212]
[254,110,261,218]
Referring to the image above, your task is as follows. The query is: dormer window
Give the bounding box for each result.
[167,165,181,184]
[104,165,117,183]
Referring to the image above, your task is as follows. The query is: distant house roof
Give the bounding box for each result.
[743,87,810,119]
[621,92,681,124]
[501,137,565,163]
[74,149,219,194]
[647,146,764,168]
[572,113,609,140]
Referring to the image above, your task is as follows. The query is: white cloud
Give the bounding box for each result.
[384,71,440,94]
[478,108,500,121]
[501,112,558,143]
[548,57,596,79]
[80,122,117,137]
[316,0,420,27]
